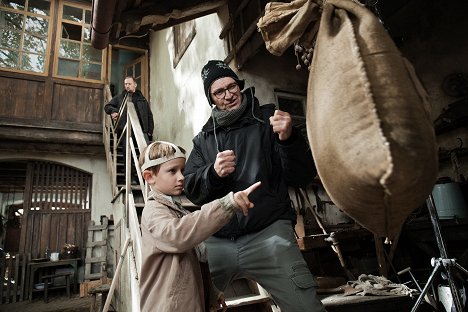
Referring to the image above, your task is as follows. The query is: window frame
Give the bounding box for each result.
[53,0,106,83]
[275,90,307,120]
[172,19,196,68]
[0,0,55,76]
[275,90,308,138]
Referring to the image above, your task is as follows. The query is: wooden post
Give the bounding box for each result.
[102,237,131,312]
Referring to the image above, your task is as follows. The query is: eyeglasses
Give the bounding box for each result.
[211,83,239,99]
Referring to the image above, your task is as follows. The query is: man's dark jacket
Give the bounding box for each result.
[104,90,154,136]
[183,87,316,239]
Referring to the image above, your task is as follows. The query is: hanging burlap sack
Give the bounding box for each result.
[307,0,438,238]
[257,0,321,55]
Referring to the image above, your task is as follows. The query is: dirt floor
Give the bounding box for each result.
[0,293,94,312]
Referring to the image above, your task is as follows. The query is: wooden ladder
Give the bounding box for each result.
[84,216,109,280]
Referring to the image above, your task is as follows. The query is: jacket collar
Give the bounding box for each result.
[202,87,261,132]
[148,190,186,214]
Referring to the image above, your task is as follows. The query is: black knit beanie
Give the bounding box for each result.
[201,60,245,106]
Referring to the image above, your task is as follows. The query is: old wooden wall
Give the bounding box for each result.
[0,72,104,151]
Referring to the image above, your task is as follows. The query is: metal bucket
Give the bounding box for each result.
[431,181,468,219]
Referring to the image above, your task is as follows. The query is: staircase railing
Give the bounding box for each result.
[102,84,147,312]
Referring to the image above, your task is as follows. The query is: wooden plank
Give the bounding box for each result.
[85,220,95,279]
[19,254,27,301]
[79,278,112,297]
[225,293,271,308]
[87,240,107,247]
[85,273,104,280]
[88,224,109,231]
[84,217,109,280]
[20,253,30,301]
[85,256,107,263]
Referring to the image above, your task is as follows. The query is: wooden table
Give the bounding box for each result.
[28,258,79,301]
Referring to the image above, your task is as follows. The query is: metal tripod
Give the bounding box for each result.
[411,195,468,312]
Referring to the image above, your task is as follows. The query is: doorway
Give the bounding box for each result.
[109,47,148,98]
[0,160,91,258]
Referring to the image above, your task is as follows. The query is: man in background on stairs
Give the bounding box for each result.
[138,140,261,312]
[183,60,326,312]
[104,76,154,183]
[104,76,154,142]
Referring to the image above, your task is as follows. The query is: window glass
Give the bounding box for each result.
[1,29,21,49]
[24,33,46,53]
[21,53,44,71]
[83,26,91,42]
[82,62,101,80]
[56,3,104,81]
[62,22,81,40]
[0,0,25,11]
[84,9,90,24]
[25,15,48,35]
[58,58,79,77]
[59,40,80,58]
[28,0,50,15]
[63,5,82,22]
[0,0,50,73]
[83,44,102,62]
[3,11,24,30]
[0,49,18,68]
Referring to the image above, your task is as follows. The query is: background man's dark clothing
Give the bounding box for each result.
[104,90,154,138]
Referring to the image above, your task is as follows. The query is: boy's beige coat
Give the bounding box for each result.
[139,191,232,312]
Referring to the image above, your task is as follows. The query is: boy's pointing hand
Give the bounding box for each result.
[233,181,262,216]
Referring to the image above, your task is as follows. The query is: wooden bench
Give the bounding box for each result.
[41,272,72,303]
[88,283,111,312]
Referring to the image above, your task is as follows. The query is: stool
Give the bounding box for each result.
[88,284,111,312]
[41,272,72,303]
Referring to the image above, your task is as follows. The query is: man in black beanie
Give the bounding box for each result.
[184,60,326,311]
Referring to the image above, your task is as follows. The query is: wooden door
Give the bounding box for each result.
[19,161,92,259]
[124,55,148,98]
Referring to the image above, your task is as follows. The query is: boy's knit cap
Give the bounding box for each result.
[201,60,245,106]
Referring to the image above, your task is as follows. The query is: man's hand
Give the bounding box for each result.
[233,181,261,216]
[214,150,236,178]
[111,112,119,120]
[269,109,293,140]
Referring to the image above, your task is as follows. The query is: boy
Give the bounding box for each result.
[138,141,261,312]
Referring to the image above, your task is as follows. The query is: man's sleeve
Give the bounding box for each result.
[104,96,119,114]
[183,139,231,205]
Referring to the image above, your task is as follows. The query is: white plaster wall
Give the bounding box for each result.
[148,8,309,153]
[148,12,226,151]
[0,152,113,222]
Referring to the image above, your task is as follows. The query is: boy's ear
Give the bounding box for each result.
[143,170,156,183]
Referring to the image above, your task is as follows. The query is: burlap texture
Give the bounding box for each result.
[257,0,321,55]
[307,0,438,238]
[258,0,438,238]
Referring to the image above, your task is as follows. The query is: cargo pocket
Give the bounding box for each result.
[289,261,318,289]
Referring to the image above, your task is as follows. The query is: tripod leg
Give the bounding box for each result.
[444,262,464,312]
[411,262,441,312]
[455,262,468,276]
